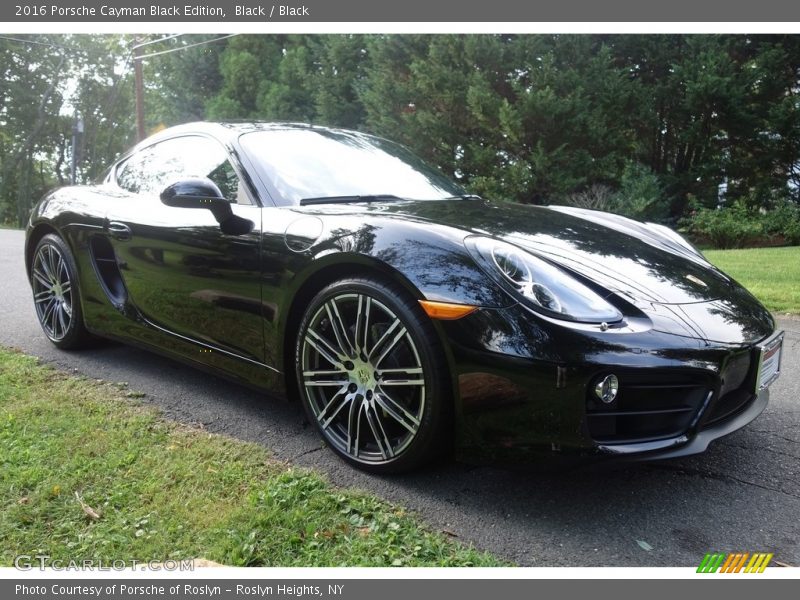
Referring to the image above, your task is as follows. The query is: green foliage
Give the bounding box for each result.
[608,162,666,220]
[3,34,800,233]
[0,35,135,226]
[560,184,615,212]
[762,200,800,245]
[683,199,800,248]
[0,349,503,567]
[684,202,763,249]
[1,36,67,224]
[145,36,225,124]
[67,36,136,183]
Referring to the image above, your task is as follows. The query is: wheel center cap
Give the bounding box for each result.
[349,360,376,390]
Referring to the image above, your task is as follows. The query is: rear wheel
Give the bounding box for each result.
[295,277,451,473]
[31,234,92,349]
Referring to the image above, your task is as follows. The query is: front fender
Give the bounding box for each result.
[313,219,515,309]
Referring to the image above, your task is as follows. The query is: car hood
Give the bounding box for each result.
[376,199,774,344]
[379,199,722,303]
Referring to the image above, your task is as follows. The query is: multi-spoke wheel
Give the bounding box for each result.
[296,277,451,473]
[30,234,91,349]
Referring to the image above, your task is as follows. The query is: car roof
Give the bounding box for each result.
[109,121,383,187]
[134,121,354,150]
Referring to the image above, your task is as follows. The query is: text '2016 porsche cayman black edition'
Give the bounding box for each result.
[25,123,783,473]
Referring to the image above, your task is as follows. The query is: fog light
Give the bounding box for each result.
[594,374,619,404]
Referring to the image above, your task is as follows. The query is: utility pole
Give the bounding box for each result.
[133,37,145,142]
[70,117,84,184]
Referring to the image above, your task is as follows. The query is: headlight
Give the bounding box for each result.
[465,236,622,324]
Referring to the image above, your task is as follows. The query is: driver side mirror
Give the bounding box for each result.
[160,177,228,212]
[160,178,252,235]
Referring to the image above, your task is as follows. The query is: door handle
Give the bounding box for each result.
[107,221,132,241]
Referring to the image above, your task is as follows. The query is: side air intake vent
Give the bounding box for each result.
[89,235,127,305]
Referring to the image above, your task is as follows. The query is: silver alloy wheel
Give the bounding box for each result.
[301,293,426,464]
[32,243,73,341]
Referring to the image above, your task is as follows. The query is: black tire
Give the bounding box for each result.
[30,234,93,350]
[295,277,451,473]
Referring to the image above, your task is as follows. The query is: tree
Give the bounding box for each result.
[206,35,286,119]
[0,34,208,226]
[66,35,135,183]
[145,35,227,125]
[3,34,799,227]
[1,36,67,225]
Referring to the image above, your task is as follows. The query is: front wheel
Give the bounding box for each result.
[295,277,451,473]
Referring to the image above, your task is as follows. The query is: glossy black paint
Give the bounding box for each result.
[25,122,778,463]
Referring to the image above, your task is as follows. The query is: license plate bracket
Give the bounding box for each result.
[756,332,784,392]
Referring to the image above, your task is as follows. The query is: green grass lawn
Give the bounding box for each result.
[704,246,800,315]
[0,348,502,567]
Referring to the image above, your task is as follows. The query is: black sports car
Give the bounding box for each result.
[25,122,784,472]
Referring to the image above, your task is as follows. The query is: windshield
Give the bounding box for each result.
[239,128,465,206]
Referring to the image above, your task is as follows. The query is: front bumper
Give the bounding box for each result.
[440,303,778,462]
[598,388,769,460]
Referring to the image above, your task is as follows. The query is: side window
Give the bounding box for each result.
[208,160,244,205]
[115,143,186,195]
[116,147,160,193]
[115,136,249,204]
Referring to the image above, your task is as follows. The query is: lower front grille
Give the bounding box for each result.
[586,371,712,444]
[587,348,758,444]
[702,349,756,426]
[703,389,754,426]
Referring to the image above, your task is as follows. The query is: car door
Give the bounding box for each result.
[106,134,265,363]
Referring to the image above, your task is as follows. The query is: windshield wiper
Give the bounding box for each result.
[445,194,482,200]
[299,194,404,206]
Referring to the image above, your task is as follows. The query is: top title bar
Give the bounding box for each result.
[4,0,800,22]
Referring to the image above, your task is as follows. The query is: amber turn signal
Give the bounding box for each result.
[418,300,478,320]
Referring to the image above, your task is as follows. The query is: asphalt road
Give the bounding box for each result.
[1,228,798,567]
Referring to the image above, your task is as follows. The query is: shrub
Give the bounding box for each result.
[562,184,615,211]
[784,220,800,246]
[682,200,800,249]
[683,202,763,249]
[560,163,668,221]
[762,201,800,245]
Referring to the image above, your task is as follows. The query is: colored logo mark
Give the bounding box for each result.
[697,552,773,573]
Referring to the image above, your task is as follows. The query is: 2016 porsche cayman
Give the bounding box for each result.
[25,122,783,472]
